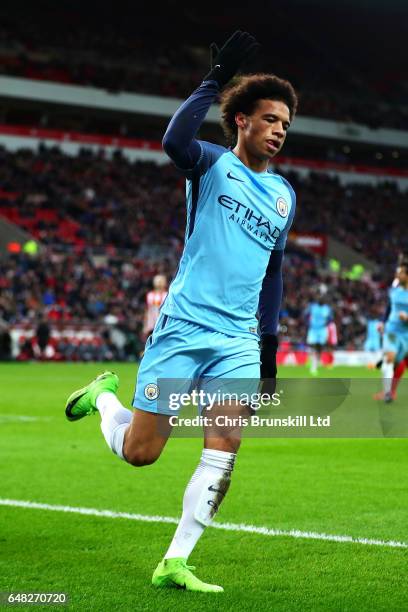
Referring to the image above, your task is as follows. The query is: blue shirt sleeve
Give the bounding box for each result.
[162,80,223,176]
[275,178,296,251]
[258,179,296,337]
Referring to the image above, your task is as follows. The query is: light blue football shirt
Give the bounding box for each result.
[307,302,332,330]
[161,141,296,338]
[366,319,381,342]
[385,285,408,335]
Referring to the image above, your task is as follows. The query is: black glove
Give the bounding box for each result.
[260,334,278,396]
[204,30,260,89]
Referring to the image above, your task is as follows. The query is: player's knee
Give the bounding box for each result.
[123,441,162,467]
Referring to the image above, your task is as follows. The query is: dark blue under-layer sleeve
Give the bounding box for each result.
[258,250,284,337]
[383,299,391,322]
[162,80,220,171]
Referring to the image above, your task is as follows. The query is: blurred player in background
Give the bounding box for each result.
[305,296,333,375]
[364,307,382,364]
[142,274,168,340]
[65,30,298,592]
[374,254,408,400]
[375,262,408,403]
[389,253,408,396]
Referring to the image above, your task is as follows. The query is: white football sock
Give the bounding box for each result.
[310,352,318,373]
[164,448,236,560]
[96,392,132,460]
[382,361,394,394]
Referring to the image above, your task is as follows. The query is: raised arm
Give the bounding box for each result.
[162,31,259,172]
[162,82,220,171]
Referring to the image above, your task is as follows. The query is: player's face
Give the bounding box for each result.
[396,266,408,285]
[236,99,290,160]
[153,274,167,290]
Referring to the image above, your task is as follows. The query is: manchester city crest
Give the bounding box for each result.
[276,197,288,218]
[144,383,159,400]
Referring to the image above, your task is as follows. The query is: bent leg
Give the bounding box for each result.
[123,408,172,466]
[97,391,171,466]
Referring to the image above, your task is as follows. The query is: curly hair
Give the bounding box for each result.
[219,73,298,146]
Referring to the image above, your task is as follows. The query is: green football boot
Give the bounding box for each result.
[152,558,223,593]
[65,371,119,421]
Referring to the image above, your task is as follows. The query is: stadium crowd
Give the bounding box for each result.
[0,8,407,130]
[0,249,170,360]
[0,145,402,358]
[0,146,186,255]
[285,170,408,267]
[0,247,387,360]
[0,147,406,269]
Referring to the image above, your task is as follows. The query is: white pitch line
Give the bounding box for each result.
[0,415,52,423]
[0,498,407,550]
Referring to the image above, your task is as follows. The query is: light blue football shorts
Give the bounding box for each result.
[307,326,328,346]
[133,313,260,415]
[383,328,408,363]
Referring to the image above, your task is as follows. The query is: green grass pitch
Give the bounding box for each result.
[0,363,407,611]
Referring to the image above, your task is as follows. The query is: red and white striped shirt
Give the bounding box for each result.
[144,290,168,333]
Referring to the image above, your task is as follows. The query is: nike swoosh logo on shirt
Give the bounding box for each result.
[227,171,245,182]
